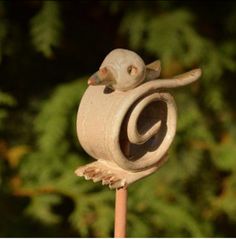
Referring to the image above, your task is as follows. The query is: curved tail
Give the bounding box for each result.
[154,68,202,88]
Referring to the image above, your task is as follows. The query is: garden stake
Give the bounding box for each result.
[114,187,127,237]
[75,48,201,237]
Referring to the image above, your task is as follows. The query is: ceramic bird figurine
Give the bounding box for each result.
[75,48,201,189]
[87,48,161,91]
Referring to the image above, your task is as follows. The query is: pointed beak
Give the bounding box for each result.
[88,67,116,86]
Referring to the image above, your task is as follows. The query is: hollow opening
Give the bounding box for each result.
[119,99,167,161]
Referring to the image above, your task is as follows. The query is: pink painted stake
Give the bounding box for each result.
[114,187,128,238]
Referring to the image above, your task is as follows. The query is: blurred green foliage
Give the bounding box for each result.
[0,1,236,237]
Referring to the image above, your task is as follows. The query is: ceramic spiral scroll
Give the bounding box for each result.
[75,51,201,189]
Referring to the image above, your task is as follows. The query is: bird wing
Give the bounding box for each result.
[146,60,161,81]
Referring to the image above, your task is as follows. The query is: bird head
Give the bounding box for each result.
[88,49,146,91]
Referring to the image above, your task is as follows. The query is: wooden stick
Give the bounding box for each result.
[114,187,128,238]
[114,132,129,237]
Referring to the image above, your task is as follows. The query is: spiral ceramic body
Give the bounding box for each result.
[77,80,177,172]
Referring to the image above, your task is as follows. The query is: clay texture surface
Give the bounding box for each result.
[75,49,201,189]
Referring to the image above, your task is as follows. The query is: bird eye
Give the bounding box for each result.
[127,65,138,76]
